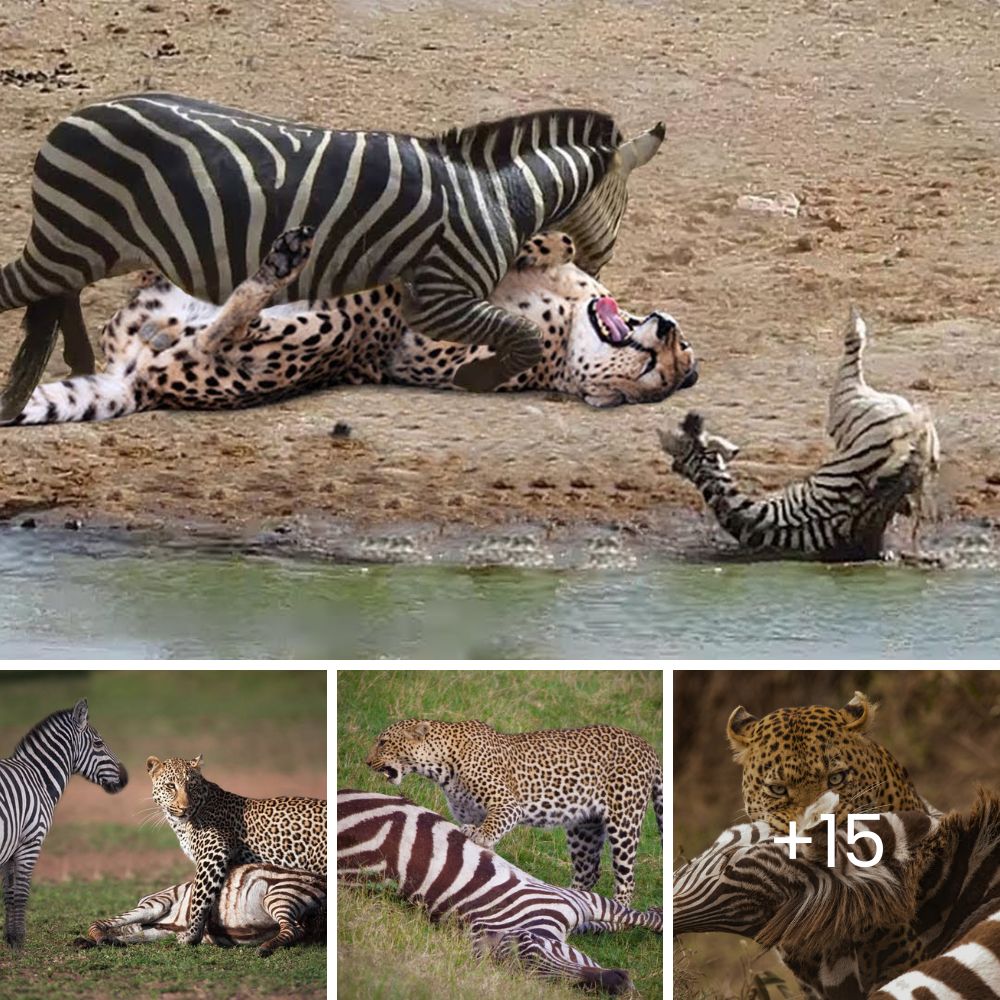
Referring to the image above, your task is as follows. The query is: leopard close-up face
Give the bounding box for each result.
[727,691,927,834]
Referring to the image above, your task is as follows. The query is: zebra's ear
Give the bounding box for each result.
[146,756,162,776]
[726,706,758,762]
[618,121,666,178]
[189,754,204,769]
[72,699,89,731]
[842,691,876,731]
[405,722,431,741]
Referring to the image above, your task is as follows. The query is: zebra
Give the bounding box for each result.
[674,790,1000,998]
[0,698,128,947]
[338,789,661,995]
[75,864,325,957]
[0,92,665,420]
[659,306,940,560]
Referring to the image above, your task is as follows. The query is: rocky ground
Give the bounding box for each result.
[1,0,997,557]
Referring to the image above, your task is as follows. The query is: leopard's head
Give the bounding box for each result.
[146,754,208,820]
[366,719,489,785]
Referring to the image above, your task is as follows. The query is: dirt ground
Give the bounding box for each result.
[0,0,998,553]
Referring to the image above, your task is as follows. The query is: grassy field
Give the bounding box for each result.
[337,669,663,1000]
[0,669,327,1000]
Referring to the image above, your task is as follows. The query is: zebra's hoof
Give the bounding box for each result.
[453,355,508,392]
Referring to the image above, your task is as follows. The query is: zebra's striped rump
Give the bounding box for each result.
[338,790,660,994]
[0,94,664,418]
[78,864,325,956]
[660,307,939,560]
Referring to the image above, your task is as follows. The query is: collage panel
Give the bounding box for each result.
[673,668,1000,999]
[337,668,663,999]
[0,668,326,999]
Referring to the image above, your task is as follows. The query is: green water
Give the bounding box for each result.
[0,530,997,658]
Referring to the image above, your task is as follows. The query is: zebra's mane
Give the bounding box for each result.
[12,706,75,757]
[436,109,621,160]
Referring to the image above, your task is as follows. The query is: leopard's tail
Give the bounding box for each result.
[1,370,142,425]
[652,770,662,835]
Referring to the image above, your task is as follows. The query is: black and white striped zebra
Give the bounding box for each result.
[674,791,1000,998]
[659,306,940,560]
[338,789,661,995]
[77,864,325,957]
[0,699,128,947]
[0,92,664,419]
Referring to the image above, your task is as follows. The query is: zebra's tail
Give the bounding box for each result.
[2,370,141,425]
[652,770,663,835]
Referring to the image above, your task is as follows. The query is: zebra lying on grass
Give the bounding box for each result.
[0,92,664,419]
[0,699,127,947]
[673,790,1000,998]
[660,307,940,560]
[75,864,325,956]
[338,790,661,995]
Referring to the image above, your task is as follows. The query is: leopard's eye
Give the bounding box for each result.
[828,769,849,788]
[766,783,787,797]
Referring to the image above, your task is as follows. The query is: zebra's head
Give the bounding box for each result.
[658,412,740,480]
[70,699,128,794]
[146,754,208,819]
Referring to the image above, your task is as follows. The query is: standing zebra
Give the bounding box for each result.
[338,790,661,994]
[0,699,128,947]
[0,93,665,419]
[674,791,1000,998]
[77,864,325,957]
[659,307,940,560]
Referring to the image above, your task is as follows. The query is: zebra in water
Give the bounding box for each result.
[0,699,128,947]
[674,791,1000,998]
[76,864,325,956]
[338,790,661,994]
[659,307,940,560]
[0,92,665,419]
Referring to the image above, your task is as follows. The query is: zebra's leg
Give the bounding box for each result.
[60,293,96,375]
[400,279,544,392]
[84,891,176,946]
[194,226,315,355]
[3,839,41,947]
[566,818,606,891]
[258,888,307,957]
[481,928,633,995]
[0,298,62,421]
[576,898,663,934]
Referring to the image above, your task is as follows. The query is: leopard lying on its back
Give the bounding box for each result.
[366,720,662,904]
[4,227,697,424]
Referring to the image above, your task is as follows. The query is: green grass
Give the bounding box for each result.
[337,669,663,999]
[0,880,326,1000]
[0,670,327,999]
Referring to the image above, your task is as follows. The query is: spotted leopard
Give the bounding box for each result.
[726,691,929,834]
[366,720,662,904]
[146,754,326,947]
[4,227,698,425]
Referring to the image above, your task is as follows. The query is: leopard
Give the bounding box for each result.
[726,690,930,835]
[3,226,698,425]
[365,720,662,904]
[145,754,326,947]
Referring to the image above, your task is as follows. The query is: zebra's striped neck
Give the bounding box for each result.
[11,708,76,804]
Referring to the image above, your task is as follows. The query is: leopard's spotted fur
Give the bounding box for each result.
[365,720,662,904]
[5,228,697,424]
[726,691,928,835]
[146,755,326,947]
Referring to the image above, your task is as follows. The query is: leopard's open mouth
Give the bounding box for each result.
[374,764,400,784]
[588,297,632,346]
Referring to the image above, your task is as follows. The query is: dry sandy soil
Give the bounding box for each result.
[0,0,997,555]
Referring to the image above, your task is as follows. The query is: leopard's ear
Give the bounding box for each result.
[404,722,430,741]
[726,706,758,763]
[841,692,876,732]
[189,753,204,768]
[146,756,162,776]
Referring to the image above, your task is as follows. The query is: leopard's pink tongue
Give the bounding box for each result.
[595,296,629,343]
